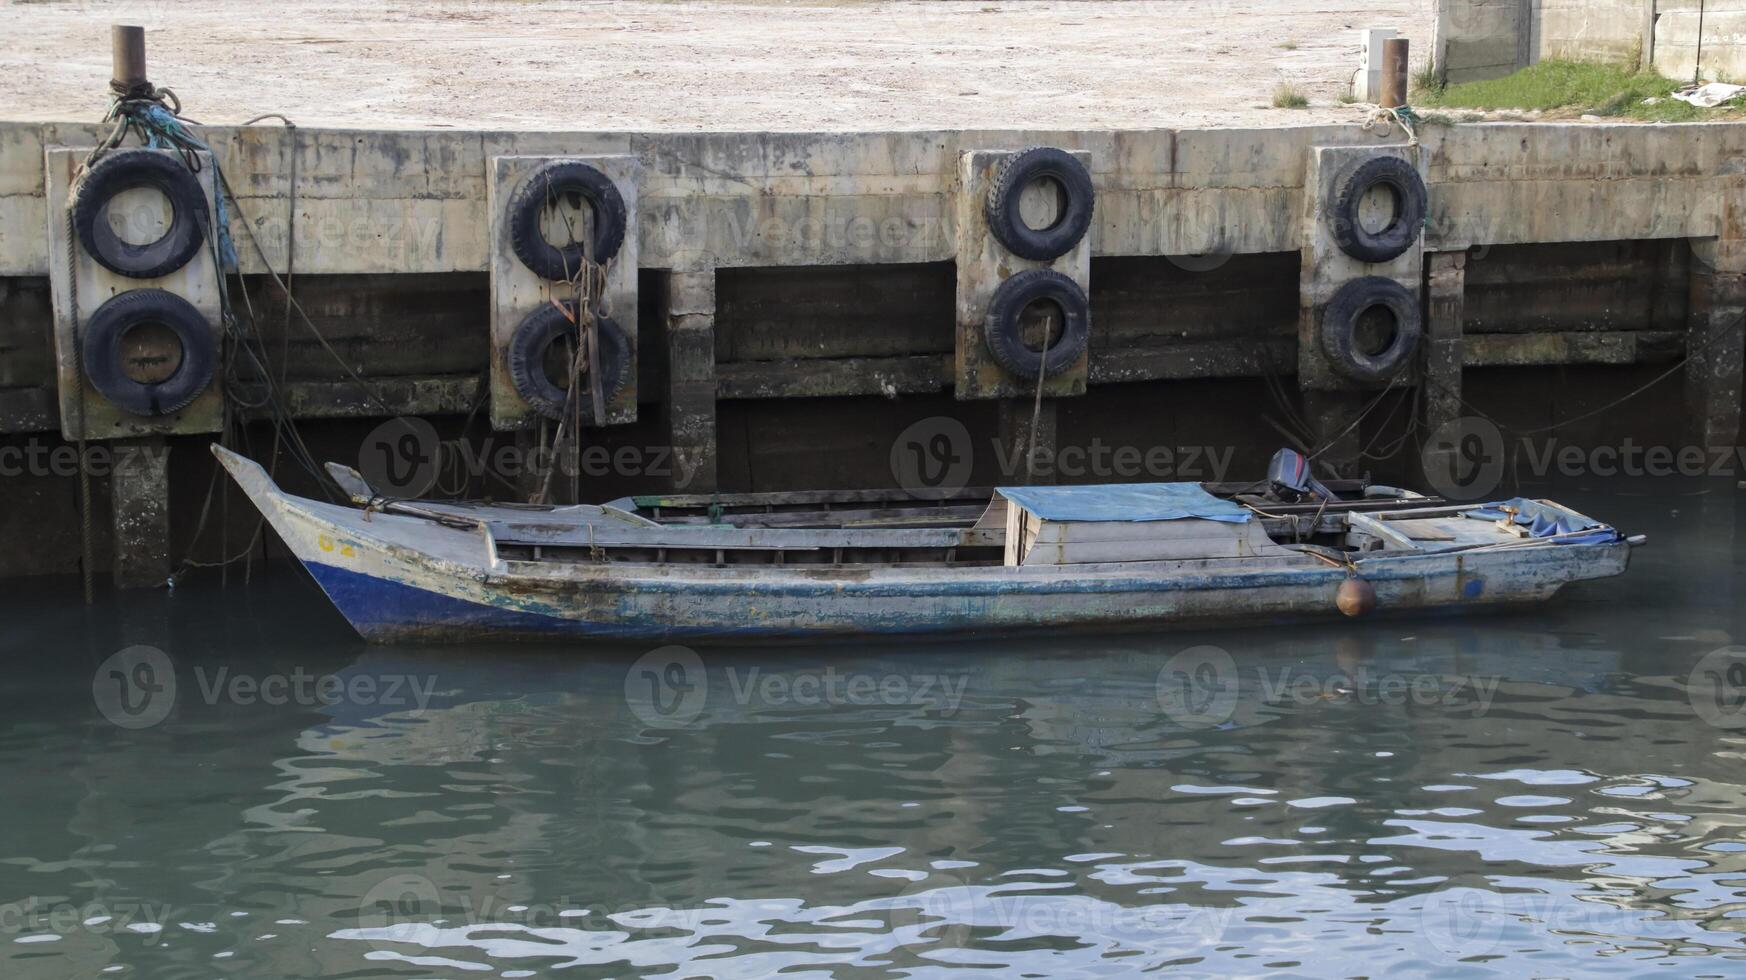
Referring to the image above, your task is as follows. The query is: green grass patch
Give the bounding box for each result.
[1272,84,1309,109]
[1412,62,1444,97]
[1415,59,1745,122]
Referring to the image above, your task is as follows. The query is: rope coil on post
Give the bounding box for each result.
[1362,104,1422,147]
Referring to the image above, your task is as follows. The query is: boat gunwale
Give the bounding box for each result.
[216,444,1630,595]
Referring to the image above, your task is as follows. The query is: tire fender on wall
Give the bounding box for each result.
[507,303,632,422]
[72,149,210,280]
[983,269,1091,381]
[507,161,628,281]
[1329,155,1427,265]
[984,147,1095,262]
[1319,277,1422,384]
[81,289,216,416]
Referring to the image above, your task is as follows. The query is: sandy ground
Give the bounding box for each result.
[1,0,1431,131]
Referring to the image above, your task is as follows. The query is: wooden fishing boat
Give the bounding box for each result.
[213,444,1639,643]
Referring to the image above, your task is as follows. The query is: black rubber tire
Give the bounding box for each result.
[507,162,627,280]
[1319,277,1422,384]
[507,304,632,422]
[1329,156,1426,264]
[983,269,1091,381]
[72,149,210,279]
[985,146,1095,261]
[81,289,215,416]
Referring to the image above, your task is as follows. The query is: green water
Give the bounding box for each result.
[1,487,1743,977]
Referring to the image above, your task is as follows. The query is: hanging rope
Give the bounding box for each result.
[533,184,614,505]
[1022,309,1055,484]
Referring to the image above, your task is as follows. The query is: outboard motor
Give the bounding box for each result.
[1267,448,1337,502]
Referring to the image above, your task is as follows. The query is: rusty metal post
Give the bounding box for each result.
[1380,38,1409,108]
[111,24,148,96]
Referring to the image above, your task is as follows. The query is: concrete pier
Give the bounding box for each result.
[0,117,1741,581]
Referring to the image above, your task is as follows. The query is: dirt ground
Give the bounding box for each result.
[2,0,1431,131]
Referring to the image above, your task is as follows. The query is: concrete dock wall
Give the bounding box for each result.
[0,117,1741,581]
[1438,0,1746,83]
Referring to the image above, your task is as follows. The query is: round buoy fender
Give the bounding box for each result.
[984,146,1095,261]
[983,268,1090,381]
[1336,577,1377,617]
[72,148,210,279]
[1329,155,1426,264]
[507,161,627,280]
[1319,277,1422,384]
[507,303,632,422]
[81,289,215,416]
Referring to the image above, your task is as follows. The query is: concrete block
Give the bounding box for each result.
[488,154,640,430]
[1297,143,1426,392]
[953,148,1092,400]
[46,147,224,441]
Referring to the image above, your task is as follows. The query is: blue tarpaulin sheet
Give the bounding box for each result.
[1467,498,1617,544]
[997,483,1251,524]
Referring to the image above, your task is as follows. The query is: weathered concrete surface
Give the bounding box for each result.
[5,120,1742,284]
[665,268,717,492]
[1436,0,1535,82]
[1422,250,1468,436]
[1538,0,1650,66]
[1437,0,1746,85]
[0,0,1431,131]
[1656,0,1746,83]
[108,435,170,588]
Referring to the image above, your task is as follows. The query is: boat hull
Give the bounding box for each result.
[216,447,1632,644]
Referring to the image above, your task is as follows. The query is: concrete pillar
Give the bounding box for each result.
[109,436,170,589]
[666,268,718,492]
[1297,144,1425,482]
[1686,237,1746,452]
[1423,250,1468,435]
[997,398,1058,485]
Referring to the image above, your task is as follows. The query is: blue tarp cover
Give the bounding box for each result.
[1467,497,1617,544]
[997,483,1251,524]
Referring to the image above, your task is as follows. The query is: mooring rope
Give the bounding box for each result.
[533,184,615,506]
[1362,104,1422,146]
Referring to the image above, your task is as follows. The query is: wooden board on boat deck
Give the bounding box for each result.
[487,521,1003,552]
[1005,509,1293,566]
